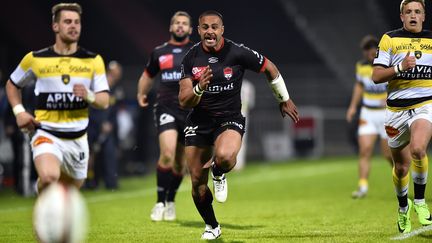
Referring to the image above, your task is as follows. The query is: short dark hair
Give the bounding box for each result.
[400,0,425,13]
[52,3,82,23]
[199,10,223,22]
[360,35,378,50]
[170,11,192,26]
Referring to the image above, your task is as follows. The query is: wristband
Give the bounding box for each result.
[85,88,96,104]
[269,74,290,102]
[394,65,400,75]
[12,104,25,116]
[193,84,204,96]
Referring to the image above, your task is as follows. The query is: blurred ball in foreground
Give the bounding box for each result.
[33,183,89,243]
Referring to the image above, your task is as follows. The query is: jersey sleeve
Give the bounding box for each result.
[236,44,267,73]
[373,34,392,68]
[180,49,194,80]
[10,52,37,88]
[144,50,160,78]
[92,55,110,93]
[355,62,362,83]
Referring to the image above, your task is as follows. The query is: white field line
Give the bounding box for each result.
[390,224,432,240]
[0,162,345,214]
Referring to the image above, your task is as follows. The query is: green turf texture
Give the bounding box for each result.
[1,156,432,242]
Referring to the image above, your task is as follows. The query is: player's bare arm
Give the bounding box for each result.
[137,71,154,108]
[372,51,416,84]
[5,80,41,132]
[73,83,109,109]
[346,82,364,123]
[263,59,299,123]
[179,66,212,108]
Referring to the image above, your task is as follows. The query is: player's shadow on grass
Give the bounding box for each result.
[177,220,264,230]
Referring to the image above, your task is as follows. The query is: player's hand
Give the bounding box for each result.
[137,93,149,107]
[279,99,299,123]
[401,51,416,71]
[346,107,356,123]
[198,66,213,90]
[16,112,40,133]
[73,84,88,99]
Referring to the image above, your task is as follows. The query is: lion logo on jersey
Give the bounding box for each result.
[415,50,422,59]
[62,74,70,85]
[223,67,233,80]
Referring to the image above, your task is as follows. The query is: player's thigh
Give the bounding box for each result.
[185,146,213,184]
[358,134,378,152]
[59,172,85,189]
[214,129,242,160]
[410,118,432,151]
[159,129,178,156]
[34,153,61,180]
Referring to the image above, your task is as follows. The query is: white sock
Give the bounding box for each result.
[414,198,426,205]
[399,206,409,213]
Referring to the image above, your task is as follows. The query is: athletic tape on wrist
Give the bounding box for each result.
[269,74,290,102]
[85,88,96,104]
[193,84,204,96]
[12,104,25,116]
[394,65,400,75]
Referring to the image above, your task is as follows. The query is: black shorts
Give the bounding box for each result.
[184,112,246,146]
[153,104,190,144]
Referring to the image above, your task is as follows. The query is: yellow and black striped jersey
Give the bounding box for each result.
[356,60,387,109]
[10,46,109,138]
[374,28,432,111]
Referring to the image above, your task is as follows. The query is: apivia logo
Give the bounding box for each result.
[208,57,218,63]
[160,113,175,126]
[172,48,182,53]
[184,126,198,137]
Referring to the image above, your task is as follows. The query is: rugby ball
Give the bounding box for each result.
[33,183,89,243]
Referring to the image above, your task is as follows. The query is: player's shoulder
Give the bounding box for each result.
[74,47,99,58]
[385,28,432,39]
[32,46,56,57]
[357,59,370,66]
[154,42,169,51]
[32,46,99,58]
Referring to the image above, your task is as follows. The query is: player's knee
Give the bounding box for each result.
[214,151,236,169]
[410,145,426,160]
[393,163,409,177]
[359,146,373,158]
[38,174,59,187]
[159,150,175,166]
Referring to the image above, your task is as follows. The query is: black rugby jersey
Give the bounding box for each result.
[181,38,267,117]
[145,41,194,107]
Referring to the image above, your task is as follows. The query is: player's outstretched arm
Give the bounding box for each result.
[137,71,154,108]
[346,82,363,123]
[263,59,299,123]
[179,66,212,108]
[5,80,40,132]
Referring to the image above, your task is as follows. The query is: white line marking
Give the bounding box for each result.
[0,162,345,213]
[391,224,432,240]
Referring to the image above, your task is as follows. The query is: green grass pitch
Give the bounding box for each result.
[1,156,432,242]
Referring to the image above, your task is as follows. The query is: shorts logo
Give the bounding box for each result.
[385,125,400,138]
[192,66,207,80]
[221,121,244,130]
[375,47,379,58]
[159,54,174,70]
[184,126,198,137]
[62,74,70,85]
[160,113,175,126]
[33,136,53,147]
[223,67,233,80]
[415,50,422,59]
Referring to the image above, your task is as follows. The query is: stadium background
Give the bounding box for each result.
[1,0,432,175]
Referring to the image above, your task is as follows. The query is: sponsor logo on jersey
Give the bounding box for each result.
[62,74,70,85]
[208,57,218,63]
[172,48,182,53]
[415,50,422,59]
[207,82,234,93]
[420,44,432,50]
[161,71,182,81]
[397,64,432,79]
[192,66,207,80]
[223,67,233,80]
[411,38,421,43]
[159,54,174,70]
[375,47,379,58]
[43,92,87,110]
